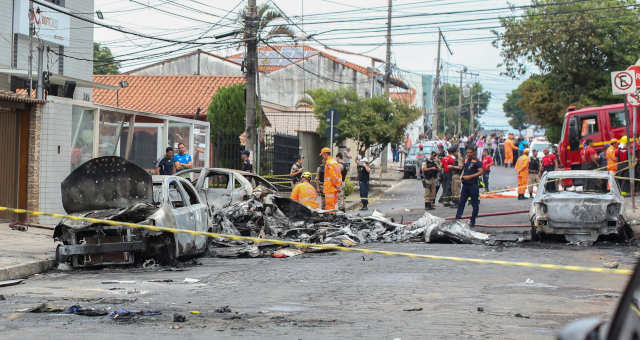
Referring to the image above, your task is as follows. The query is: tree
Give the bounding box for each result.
[238,3,295,42]
[494,0,640,133]
[207,84,246,142]
[93,43,120,75]
[435,82,491,136]
[298,88,421,157]
[503,88,528,133]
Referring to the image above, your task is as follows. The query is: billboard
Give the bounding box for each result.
[13,0,70,47]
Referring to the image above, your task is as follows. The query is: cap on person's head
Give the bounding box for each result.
[419,143,423,149]
[302,171,312,179]
[611,138,618,144]
[295,154,304,160]
[524,148,530,154]
[166,147,174,153]
[241,150,250,156]
[320,147,331,155]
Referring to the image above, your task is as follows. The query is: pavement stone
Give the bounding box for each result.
[0,224,56,281]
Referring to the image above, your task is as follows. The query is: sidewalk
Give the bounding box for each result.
[345,167,405,210]
[0,223,56,281]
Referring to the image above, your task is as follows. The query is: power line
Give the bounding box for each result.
[32,0,217,45]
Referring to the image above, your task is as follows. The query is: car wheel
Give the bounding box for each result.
[530,224,542,242]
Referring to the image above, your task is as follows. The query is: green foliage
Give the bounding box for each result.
[299,88,421,156]
[207,84,246,142]
[494,0,640,129]
[503,88,528,132]
[239,3,295,41]
[93,43,120,75]
[343,177,355,197]
[545,124,562,144]
[435,82,491,135]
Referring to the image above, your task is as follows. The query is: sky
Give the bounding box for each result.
[91,0,530,131]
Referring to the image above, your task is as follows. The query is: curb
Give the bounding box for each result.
[345,179,405,211]
[0,259,55,281]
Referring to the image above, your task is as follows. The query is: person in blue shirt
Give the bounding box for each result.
[455,146,484,227]
[173,143,193,171]
[517,138,528,159]
[157,147,176,175]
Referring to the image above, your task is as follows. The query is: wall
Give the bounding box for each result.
[26,102,41,222]
[38,98,73,224]
[297,131,321,175]
[0,0,93,97]
[128,52,242,76]
[260,54,381,107]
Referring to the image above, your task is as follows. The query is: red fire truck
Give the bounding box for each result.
[558,103,640,168]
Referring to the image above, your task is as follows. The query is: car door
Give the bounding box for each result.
[166,178,196,257]
[230,173,251,203]
[178,177,209,253]
[202,170,234,210]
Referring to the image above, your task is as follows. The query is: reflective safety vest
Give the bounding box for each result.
[606,145,618,172]
[323,157,343,194]
[515,155,530,175]
[290,181,319,209]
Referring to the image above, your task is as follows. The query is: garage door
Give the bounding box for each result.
[0,107,19,221]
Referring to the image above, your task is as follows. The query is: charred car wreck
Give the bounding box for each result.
[54,157,210,267]
[529,170,630,245]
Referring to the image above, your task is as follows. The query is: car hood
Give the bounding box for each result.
[61,156,153,214]
[538,193,619,223]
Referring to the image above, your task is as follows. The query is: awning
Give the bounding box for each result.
[0,68,119,90]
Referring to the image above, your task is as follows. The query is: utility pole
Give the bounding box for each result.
[28,0,34,97]
[457,69,464,135]
[432,31,441,139]
[36,43,43,99]
[381,0,392,172]
[469,86,474,135]
[431,29,453,139]
[383,0,392,97]
[245,0,258,163]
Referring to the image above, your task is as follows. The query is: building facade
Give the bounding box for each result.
[0,0,94,100]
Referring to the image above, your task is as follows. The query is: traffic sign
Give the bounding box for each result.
[628,65,640,88]
[627,93,640,107]
[611,70,636,95]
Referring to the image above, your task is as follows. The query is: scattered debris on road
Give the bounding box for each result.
[215,306,232,313]
[0,279,24,287]
[173,313,187,322]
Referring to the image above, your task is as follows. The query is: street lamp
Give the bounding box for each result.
[116,80,128,107]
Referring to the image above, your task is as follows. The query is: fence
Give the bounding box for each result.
[212,130,243,169]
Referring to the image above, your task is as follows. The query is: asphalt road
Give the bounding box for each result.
[0,165,637,339]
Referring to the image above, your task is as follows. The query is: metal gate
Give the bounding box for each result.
[212,130,242,169]
[273,134,299,175]
[0,108,19,221]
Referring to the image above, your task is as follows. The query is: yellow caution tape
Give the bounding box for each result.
[0,205,631,276]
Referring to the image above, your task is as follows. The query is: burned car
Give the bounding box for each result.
[529,170,628,244]
[176,168,278,211]
[54,156,210,267]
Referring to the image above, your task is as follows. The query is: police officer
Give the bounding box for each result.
[449,147,463,207]
[455,146,484,227]
[422,151,441,210]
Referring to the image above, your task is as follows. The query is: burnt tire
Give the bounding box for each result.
[144,233,176,266]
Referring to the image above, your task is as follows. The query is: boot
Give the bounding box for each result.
[517,194,524,200]
[429,202,436,210]
[425,202,430,210]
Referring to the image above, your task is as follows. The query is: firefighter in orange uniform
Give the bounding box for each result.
[290,172,319,209]
[321,147,343,211]
[504,134,517,167]
[606,138,619,175]
[515,148,530,200]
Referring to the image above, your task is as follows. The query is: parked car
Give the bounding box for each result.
[403,142,437,178]
[530,140,552,159]
[54,156,210,268]
[529,170,629,245]
[558,262,640,340]
[176,168,278,211]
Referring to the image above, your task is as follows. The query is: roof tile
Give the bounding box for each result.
[92,74,245,118]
